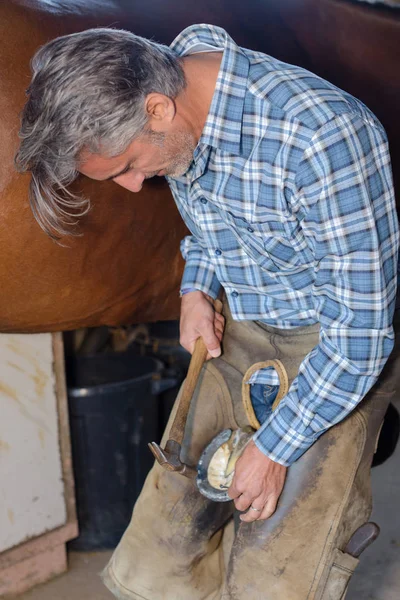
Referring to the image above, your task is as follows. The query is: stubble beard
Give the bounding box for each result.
[148,129,196,178]
[165,131,196,177]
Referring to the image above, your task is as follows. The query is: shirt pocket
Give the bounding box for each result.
[224,211,312,273]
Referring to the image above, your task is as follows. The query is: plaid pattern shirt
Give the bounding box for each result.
[168,25,399,466]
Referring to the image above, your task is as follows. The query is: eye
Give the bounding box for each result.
[114,165,134,180]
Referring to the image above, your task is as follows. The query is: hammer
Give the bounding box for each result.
[149,299,223,478]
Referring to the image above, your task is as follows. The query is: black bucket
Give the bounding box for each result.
[67,352,169,550]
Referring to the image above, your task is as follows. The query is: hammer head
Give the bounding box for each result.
[148,439,197,479]
[148,439,182,469]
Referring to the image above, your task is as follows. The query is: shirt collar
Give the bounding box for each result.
[170,24,250,156]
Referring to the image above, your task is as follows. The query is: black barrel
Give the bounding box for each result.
[67,352,162,550]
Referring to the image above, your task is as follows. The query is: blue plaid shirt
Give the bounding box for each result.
[168,25,399,466]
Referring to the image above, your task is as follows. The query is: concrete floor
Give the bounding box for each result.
[15,551,114,600]
[16,400,400,600]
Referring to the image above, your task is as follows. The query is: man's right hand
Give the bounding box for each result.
[180,290,225,359]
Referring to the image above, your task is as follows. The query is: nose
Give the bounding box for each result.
[113,170,145,193]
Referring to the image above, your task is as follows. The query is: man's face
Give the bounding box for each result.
[79,128,196,193]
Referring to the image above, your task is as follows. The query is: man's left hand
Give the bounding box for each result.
[227,440,287,522]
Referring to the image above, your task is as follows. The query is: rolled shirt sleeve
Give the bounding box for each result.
[253,113,399,466]
[180,235,221,299]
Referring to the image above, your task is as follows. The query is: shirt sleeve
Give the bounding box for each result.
[180,235,221,299]
[253,112,399,466]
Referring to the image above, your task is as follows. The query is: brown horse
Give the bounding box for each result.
[1,0,399,332]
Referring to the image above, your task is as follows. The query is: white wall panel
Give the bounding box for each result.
[0,334,66,552]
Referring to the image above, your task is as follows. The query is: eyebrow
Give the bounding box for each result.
[104,163,132,181]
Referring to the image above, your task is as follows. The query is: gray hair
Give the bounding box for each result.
[15,28,186,239]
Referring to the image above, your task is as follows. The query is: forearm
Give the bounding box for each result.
[253,324,395,466]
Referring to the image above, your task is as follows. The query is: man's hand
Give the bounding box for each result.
[228,440,287,522]
[180,290,225,359]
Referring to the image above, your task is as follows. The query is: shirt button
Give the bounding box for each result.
[200,198,208,204]
[247,226,254,233]
[215,248,222,256]
[232,291,239,298]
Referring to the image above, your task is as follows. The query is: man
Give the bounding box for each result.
[16,24,399,599]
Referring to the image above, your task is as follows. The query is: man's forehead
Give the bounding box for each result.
[78,135,145,169]
[79,145,122,165]
[78,147,130,180]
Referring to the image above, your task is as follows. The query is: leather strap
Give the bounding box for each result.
[242,359,289,430]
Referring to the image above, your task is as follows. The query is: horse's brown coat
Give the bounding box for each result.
[1,0,399,332]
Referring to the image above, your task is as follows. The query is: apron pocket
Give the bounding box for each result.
[320,548,359,600]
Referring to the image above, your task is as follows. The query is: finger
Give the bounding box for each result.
[212,335,222,350]
[233,493,253,512]
[214,314,224,327]
[201,333,221,358]
[214,313,225,325]
[214,320,225,334]
[214,324,224,339]
[205,344,221,360]
[227,481,243,500]
[239,496,266,523]
[197,315,221,353]
[240,496,266,523]
[257,496,279,521]
[183,330,220,358]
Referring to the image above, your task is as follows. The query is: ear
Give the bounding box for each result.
[145,93,176,128]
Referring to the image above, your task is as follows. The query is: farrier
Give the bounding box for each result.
[16,24,399,600]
